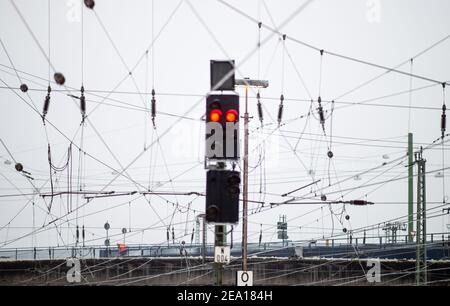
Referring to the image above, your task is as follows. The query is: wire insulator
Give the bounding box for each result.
[47,144,51,165]
[442,104,447,138]
[82,225,85,240]
[257,102,263,124]
[349,200,373,206]
[80,86,86,121]
[43,95,50,115]
[76,225,79,242]
[151,89,156,126]
[257,92,263,124]
[277,94,284,125]
[80,95,86,118]
[151,98,156,118]
[277,104,283,125]
[258,225,262,247]
[172,227,175,244]
[318,106,325,124]
[317,96,325,124]
[43,86,51,119]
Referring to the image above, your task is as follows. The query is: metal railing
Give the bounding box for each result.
[0,232,448,261]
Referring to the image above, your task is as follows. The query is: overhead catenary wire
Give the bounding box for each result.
[1,1,449,279]
[333,34,450,102]
[0,38,39,112]
[0,78,202,247]
[0,0,320,252]
[151,0,157,128]
[217,0,450,87]
[256,20,264,126]
[80,0,185,121]
[0,71,446,113]
[277,34,286,126]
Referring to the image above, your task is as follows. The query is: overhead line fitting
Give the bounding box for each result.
[54,72,66,86]
[442,83,446,139]
[277,94,284,126]
[317,96,326,134]
[84,0,95,9]
[20,84,28,93]
[346,200,374,206]
[42,85,51,123]
[80,85,86,123]
[257,22,262,47]
[278,34,287,127]
[257,92,263,126]
[151,88,156,128]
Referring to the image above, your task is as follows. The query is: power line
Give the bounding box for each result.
[217,0,450,87]
[333,35,450,102]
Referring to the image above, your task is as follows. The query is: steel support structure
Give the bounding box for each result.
[415,149,427,285]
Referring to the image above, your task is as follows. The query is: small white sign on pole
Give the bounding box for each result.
[237,270,253,286]
[214,246,230,264]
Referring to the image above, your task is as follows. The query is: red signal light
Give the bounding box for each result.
[209,109,222,122]
[226,109,238,122]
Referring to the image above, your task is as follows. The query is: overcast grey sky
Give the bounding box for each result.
[0,0,449,249]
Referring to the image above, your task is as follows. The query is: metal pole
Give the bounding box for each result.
[235,78,268,272]
[415,150,427,285]
[202,214,206,263]
[214,225,225,286]
[408,133,414,242]
[242,85,249,271]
